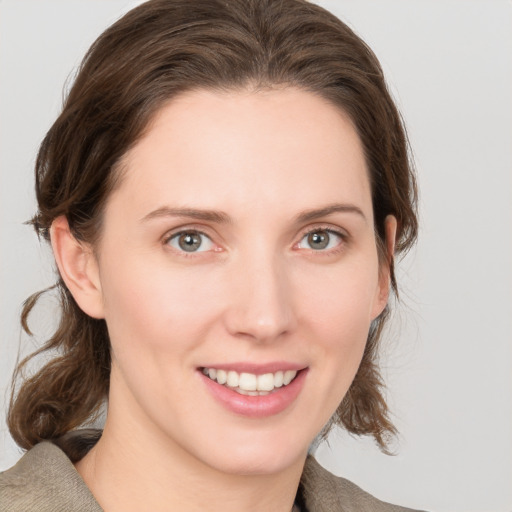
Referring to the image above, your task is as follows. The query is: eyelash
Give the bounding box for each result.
[163,227,217,257]
[162,224,348,257]
[295,225,348,255]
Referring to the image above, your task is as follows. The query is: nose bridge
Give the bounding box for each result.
[225,243,295,342]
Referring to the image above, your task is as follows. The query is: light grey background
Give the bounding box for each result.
[1,1,511,511]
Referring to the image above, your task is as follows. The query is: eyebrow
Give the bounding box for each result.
[141,207,231,224]
[294,203,367,224]
[141,202,366,225]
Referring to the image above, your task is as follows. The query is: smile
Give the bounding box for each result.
[199,365,308,417]
[201,368,298,395]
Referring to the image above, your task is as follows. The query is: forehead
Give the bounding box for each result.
[110,87,372,220]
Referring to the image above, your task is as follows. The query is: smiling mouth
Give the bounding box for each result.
[201,367,299,396]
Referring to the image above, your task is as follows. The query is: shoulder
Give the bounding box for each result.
[300,455,426,512]
[0,441,101,512]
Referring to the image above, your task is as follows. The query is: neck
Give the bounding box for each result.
[75,400,305,512]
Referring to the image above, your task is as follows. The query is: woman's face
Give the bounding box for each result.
[90,88,391,474]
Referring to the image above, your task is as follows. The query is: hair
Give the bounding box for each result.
[8,0,417,453]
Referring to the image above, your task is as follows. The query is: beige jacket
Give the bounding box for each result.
[0,440,424,511]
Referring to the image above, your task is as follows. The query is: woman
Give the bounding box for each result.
[0,0,420,510]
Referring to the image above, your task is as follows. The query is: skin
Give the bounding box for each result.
[51,88,396,512]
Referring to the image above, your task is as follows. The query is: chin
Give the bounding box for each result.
[192,429,311,476]
[209,450,303,476]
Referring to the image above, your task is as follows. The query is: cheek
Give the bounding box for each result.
[98,254,225,360]
[297,254,381,333]
[97,258,222,419]
[308,285,373,373]
[295,256,380,392]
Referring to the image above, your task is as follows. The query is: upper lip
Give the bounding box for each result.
[198,362,307,375]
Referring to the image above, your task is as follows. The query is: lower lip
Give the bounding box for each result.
[200,369,308,418]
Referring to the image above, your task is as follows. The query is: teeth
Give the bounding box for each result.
[283,370,296,386]
[227,371,239,388]
[216,369,227,385]
[257,373,274,391]
[273,371,284,388]
[239,373,257,391]
[202,368,298,393]
[237,389,270,396]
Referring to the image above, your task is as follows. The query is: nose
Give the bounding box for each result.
[223,250,297,343]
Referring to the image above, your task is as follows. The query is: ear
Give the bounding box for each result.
[50,216,105,319]
[372,215,398,319]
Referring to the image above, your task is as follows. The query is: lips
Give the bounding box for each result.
[199,364,308,418]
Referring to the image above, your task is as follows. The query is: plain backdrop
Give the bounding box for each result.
[1,1,511,511]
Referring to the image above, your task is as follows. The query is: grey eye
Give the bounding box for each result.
[168,231,213,252]
[298,229,342,251]
[307,231,329,250]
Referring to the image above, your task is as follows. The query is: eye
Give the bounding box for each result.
[167,230,214,253]
[297,229,344,251]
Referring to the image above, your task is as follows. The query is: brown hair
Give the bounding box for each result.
[8,0,417,453]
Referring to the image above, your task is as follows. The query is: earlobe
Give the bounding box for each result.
[373,215,398,318]
[50,216,105,319]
